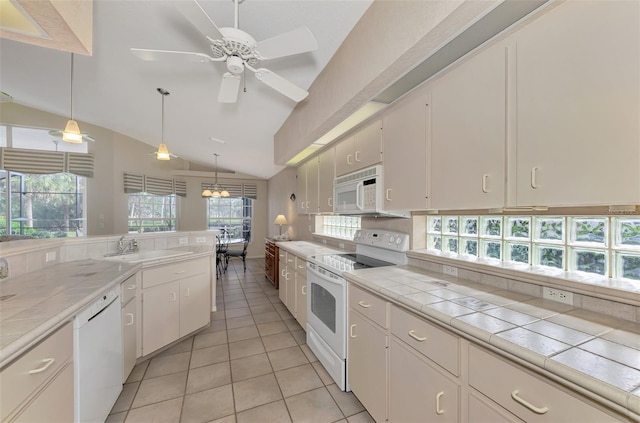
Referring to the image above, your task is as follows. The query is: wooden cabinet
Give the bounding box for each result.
[335,119,383,176]
[348,307,387,423]
[382,87,430,211]
[430,40,507,210]
[121,274,138,381]
[318,147,335,213]
[1,323,73,422]
[265,239,279,288]
[512,0,640,207]
[141,257,211,356]
[296,158,319,214]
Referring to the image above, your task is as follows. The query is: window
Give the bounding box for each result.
[127,193,176,233]
[207,197,252,241]
[318,215,361,239]
[0,170,86,238]
[426,215,640,281]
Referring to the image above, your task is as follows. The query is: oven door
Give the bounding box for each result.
[306,263,346,359]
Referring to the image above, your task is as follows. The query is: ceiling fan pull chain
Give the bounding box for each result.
[243,67,247,93]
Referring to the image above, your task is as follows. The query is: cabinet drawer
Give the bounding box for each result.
[390,306,460,376]
[142,256,209,289]
[294,257,307,277]
[468,345,621,423]
[1,322,72,421]
[121,274,138,305]
[348,284,388,328]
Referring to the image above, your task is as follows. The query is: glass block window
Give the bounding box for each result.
[319,216,361,240]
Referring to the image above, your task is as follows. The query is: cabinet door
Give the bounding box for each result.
[14,363,74,423]
[354,119,382,171]
[122,299,137,381]
[348,310,387,423]
[296,274,307,329]
[318,148,335,213]
[285,255,297,314]
[180,274,210,336]
[296,162,308,214]
[335,135,355,176]
[278,254,288,305]
[389,338,459,423]
[383,89,429,210]
[430,41,507,210]
[306,158,319,213]
[142,281,180,355]
[514,0,640,207]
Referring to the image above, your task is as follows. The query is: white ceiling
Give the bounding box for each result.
[0,0,373,179]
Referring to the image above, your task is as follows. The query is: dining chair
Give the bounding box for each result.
[224,231,250,272]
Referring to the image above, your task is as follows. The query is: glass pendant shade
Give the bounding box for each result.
[62,119,83,143]
[155,88,173,160]
[202,189,212,197]
[156,142,171,160]
[220,189,230,197]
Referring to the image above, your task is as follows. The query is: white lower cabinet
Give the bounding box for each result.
[121,274,139,381]
[467,391,524,423]
[279,250,309,330]
[295,272,307,330]
[141,257,211,356]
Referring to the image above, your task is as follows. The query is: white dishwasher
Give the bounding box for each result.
[74,285,122,423]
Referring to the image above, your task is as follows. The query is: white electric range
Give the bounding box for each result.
[306,229,410,391]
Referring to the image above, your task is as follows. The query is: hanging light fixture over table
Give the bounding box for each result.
[152,88,177,160]
[49,53,95,143]
[202,153,230,198]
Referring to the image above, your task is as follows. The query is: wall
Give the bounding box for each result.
[266,167,297,239]
[0,103,267,259]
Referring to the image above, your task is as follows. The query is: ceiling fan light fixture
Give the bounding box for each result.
[62,119,83,143]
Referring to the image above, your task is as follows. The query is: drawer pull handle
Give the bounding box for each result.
[127,285,137,290]
[349,324,356,338]
[170,292,177,302]
[435,392,445,415]
[185,288,191,297]
[482,173,489,193]
[347,154,353,165]
[125,313,134,326]
[301,285,306,295]
[358,301,371,308]
[408,330,426,342]
[29,358,56,375]
[531,167,540,189]
[511,390,549,414]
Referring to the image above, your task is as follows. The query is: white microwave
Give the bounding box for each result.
[333,165,410,217]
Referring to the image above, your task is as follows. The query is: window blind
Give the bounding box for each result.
[174,180,187,197]
[145,176,174,196]
[0,148,95,178]
[124,173,144,193]
[243,183,257,199]
[124,172,186,196]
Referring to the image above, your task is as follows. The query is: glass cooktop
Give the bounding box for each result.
[310,253,394,272]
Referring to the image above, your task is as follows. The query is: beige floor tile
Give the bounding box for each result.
[227,325,260,343]
[284,318,303,331]
[244,291,267,299]
[125,397,183,423]
[229,337,266,359]
[300,344,318,363]
[126,360,149,383]
[326,384,365,417]
[250,304,277,315]
[201,319,227,333]
[347,411,375,423]
[155,337,194,358]
[226,315,256,330]
[262,332,298,352]
[211,311,227,321]
[225,308,251,319]
[233,373,283,412]
[224,294,246,303]
[194,331,228,349]
[269,296,283,304]
[230,353,273,382]
[285,387,344,423]
[291,329,306,345]
[247,297,272,306]
[131,371,187,408]
[111,381,139,414]
[268,346,309,371]
[209,416,236,423]
[226,300,250,310]
[253,311,283,324]
[275,363,324,398]
[190,344,230,369]
[312,361,334,386]
[186,362,232,394]
[145,351,191,379]
[181,384,235,423]
[257,321,289,337]
[236,400,292,423]
[105,412,126,423]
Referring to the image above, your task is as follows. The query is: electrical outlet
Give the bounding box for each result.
[443,265,458,277]
[543,287,574,305]
[46,251,56,262]
[196,237,206,243]
[179,237,188,245]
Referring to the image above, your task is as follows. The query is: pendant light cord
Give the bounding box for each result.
[69,53,74,120]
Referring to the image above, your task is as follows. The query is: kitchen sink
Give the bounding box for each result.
[101,249,193,263]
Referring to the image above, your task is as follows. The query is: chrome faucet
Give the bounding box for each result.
[117,236,139,255]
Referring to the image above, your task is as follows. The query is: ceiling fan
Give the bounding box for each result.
[131,0,318,103]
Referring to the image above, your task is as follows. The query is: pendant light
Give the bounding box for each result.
[202,153,230,197]
[152,88,176,160]
[49,53,95,143]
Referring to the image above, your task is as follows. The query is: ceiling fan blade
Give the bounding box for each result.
[176,0,225,41]
[255,27,318,60]
[131,48,217,63]
[218,73,241,103]
[252,68,309,102]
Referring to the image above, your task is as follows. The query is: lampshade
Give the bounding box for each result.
[274,215,288,225]
[156,143,171,161]
[153,88,175,160]
[62,119,83,143]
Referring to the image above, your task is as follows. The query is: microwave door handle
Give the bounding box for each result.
[356,181,364,210]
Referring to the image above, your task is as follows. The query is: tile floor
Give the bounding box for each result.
[106,257,373,423]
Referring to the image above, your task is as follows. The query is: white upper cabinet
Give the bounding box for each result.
[382,87,429,210]
[335,119,382,176]
[318,147,335,213]
[430,41,507,210]
[296,158,319,214]
[512,0,640,207]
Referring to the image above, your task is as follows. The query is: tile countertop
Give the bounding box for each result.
[344,265,640,420]
[0,260,140,367]
[275,241,345,258]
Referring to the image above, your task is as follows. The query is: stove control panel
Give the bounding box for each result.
[353,229,409,252]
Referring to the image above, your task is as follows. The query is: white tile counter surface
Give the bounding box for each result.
[344,265,640,420]
[276,241,344,258]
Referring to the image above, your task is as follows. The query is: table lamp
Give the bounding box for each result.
[274,215,288,236]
